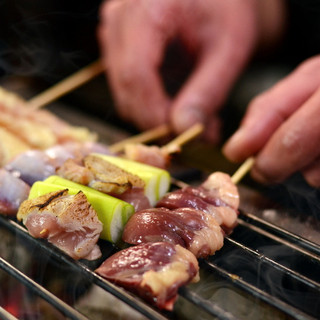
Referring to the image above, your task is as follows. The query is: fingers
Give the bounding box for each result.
[98,0,172,130]
[170,37,253,142]
[250,85,320,184]
[223,56,320,163]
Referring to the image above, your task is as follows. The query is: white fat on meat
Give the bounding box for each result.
[17,189,103,260]
[190,211,224,257]
[202,172,240,210]
[122,207,224,258]
[0,169,30,215]
[95,242,199,310]
[156,180,239,231]
[141,244,200,297]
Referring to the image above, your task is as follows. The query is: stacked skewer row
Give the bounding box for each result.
[0,60,254,311]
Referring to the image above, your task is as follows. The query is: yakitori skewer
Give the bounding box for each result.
[161,122,204,154]
[109,124,171,153]
[171,156,255,188]
[123,123,204,168]
[28,60,104,109]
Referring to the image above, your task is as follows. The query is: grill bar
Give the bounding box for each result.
[178,287,238,320]
[236,218,320,263]
[1,206,320,319]
[224,236,320,291]
[1,215,240,320]
[0,216,168,320]
[203,261,316,320]
[0,256,89,320]
[0,307,19,320]
[239,212,320,256]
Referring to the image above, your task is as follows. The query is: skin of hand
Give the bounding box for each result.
[223,55,320,187]
[98,0,285,142]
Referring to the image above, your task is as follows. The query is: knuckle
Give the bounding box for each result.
[118,68,138,89]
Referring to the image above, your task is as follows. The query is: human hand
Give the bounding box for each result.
[98,0,285,141]
[223,56,320,187]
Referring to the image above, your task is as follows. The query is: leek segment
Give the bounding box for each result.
[92,153,171,206]
[28,176,135,243]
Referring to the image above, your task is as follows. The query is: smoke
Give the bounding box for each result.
[265,173,320,222]
[0,1,101,80]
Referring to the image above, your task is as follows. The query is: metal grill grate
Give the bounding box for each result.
[0,205,319,319]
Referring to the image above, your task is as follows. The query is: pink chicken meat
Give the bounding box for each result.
[0,169,30,216]
[157,172,239,231]
[17,189,103,260]
[122,207,224,258]
[95,242,199,310]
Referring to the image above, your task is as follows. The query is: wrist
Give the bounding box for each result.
[256,0,288,52]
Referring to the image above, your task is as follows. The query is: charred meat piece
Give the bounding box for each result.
[0,169,30,216]
[95,242,199,310]
[57,154,145,195]
[122,207,224,258]
[17,189,103,260]
[56,154,150,210]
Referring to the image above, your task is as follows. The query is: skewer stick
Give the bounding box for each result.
[231,157,255,184]
[109,124,171,153]
[161,122,204,154]
[28,60,105,109]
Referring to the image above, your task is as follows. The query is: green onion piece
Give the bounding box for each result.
[29,176,135,243]
[92,153,171,206]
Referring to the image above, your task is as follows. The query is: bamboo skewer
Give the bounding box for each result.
[121,123,204,167]
[24,58,174,151]
[24,58,203,161]
[161,122,204,154]
[122,123,204,156]
[28,60,104,109]
[231,157,255,184]
[109,124,171,153]
[171,157,255,190]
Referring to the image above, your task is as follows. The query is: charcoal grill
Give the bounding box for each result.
[0,83,320,320]
[1,192,320,320]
